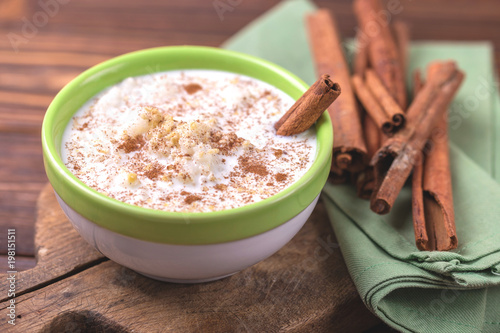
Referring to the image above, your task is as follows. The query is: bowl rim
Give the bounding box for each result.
[42,46,333,245]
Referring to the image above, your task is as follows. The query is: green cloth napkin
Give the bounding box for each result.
[224,1,500,332]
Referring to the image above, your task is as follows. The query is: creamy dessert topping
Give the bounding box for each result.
[62,70,316,212]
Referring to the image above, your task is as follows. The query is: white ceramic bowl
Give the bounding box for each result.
[57,193,319,283]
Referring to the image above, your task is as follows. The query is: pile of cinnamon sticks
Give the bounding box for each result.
[305,0,463,251]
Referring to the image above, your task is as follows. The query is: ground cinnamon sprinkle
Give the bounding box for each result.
[184,194,202,204]
[273,149,284,158]
[210,131,246,155]
[117,135,145,153]
[183,83,203,95]
[275,173,287,182]
[214,184,227,191]
[142,162,164,180]
[78,122,88,131]
[238,154,268,176]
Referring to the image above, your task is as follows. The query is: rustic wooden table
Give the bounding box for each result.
[0,0,499,332]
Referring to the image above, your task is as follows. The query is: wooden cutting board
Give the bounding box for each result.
[0,184,380,332]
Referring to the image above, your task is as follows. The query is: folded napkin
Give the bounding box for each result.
[224,1,500,332]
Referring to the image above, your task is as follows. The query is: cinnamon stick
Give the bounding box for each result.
[353,0,406,108]
[352,31,380,198]
[365,69,406,129]
[353,31,369,76]
[356,114,380,198]
[370,61,464,215]
[352,74,394,135]
[393,20,410,89]
[274,74,341,136]
[412,69,457,251]
[307,9,368,173]
[412,69,424,98]
[329,166,351,185]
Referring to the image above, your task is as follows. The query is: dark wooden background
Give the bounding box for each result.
[0,0,499,331]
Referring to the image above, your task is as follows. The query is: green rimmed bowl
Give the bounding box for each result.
[42,46,333,282]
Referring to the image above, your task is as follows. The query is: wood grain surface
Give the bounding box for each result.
[0,1,499,332]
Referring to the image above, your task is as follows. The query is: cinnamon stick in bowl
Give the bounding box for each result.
[411,69,457,251]
[307,9,368,174]
[370,61,464,215]
[274,74,341,136]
